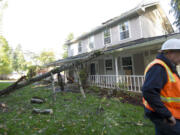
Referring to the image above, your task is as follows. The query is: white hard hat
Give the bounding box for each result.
[161,39,180,51]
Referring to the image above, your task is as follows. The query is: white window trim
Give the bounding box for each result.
[120,55,134,75]
[118,21,131,41]
[104,57,114,75]
[139,16,143,38]
[88,36,95,50]
[90,61,99,75]
[103,28,112,46]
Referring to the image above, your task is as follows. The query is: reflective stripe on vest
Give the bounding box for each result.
[143,59,180,119]
[161,96,180,103]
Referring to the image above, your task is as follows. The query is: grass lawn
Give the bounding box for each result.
[0,82,12,90]
[0,83,154,135]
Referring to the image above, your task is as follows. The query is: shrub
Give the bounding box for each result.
[88,86,101,92]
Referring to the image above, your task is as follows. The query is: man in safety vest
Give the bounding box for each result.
[142,38,180,135]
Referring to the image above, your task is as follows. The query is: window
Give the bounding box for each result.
[89,36,94,49]
[78,42,82,53]
[119,21,129,40]
[122,57,133,75]
[104,28,111,45]
[105,59,113,71]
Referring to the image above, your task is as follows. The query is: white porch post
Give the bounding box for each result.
[115,57,119,83]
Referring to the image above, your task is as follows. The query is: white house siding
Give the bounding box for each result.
[141,6,166,38]
[111,25,119,44]
[68,43,78,57]
[81,39,89,53]
[129,17,141,40]
[133,53,145,75]
[94,32,104,50]
[98,59,105,75]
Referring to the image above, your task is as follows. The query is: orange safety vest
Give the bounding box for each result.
[143,59,180,119]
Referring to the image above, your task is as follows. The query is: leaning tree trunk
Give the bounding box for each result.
[0,51,103,96]
[75,67,86,98]
[0,64,73,96]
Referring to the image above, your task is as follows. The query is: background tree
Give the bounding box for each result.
[0,35,12,75]
[37,50,55,65]
[11,44,27,73]
[170,0,180,30]
[62,33,74,58]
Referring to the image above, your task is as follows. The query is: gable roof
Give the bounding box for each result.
[67,0,160,45]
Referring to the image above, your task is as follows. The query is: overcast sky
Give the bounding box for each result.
[2,0,174,59]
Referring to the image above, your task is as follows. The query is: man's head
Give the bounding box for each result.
[161,39,180,65]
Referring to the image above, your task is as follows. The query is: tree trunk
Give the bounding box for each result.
[0,51,103,96]
[75,67,86,98]
[51,73,56,102]
[0,64,72,96]
[57,73,64,91]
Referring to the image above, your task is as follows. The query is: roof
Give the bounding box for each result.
[67,0,160,45]
[46,32,180,67]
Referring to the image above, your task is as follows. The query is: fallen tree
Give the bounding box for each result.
[0,51,103,97]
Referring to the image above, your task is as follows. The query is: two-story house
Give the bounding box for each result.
[49,1,180,92]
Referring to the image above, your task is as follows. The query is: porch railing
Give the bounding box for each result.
[88,75,145,93]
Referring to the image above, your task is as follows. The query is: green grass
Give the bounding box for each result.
[0,83,154,135]
[0,82,12,90]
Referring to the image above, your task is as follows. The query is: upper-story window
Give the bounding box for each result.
[89,36,94,49]
[119,21,129,40]
[78,42,82,53]
[104,28,111,45]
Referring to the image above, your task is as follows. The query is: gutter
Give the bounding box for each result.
[105,33,180,54]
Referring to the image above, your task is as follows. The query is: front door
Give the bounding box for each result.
[90,63,96,75]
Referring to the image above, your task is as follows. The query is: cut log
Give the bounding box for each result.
[31,97,45,104]
[32,108,53,114]
[0,51,103,96]
[0,103,6,108]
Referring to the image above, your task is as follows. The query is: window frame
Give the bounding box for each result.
[119,21,130,40]
[105,59,113,71]
[121,56,134,75]
[89,36,94,49]
[103,28,111,45]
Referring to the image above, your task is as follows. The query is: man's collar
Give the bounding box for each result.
[156,53,176,71]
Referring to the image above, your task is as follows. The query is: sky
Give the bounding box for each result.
[2,0,175,59]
